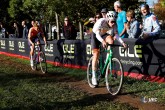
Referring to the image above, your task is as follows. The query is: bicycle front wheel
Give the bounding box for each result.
[39,52,47,74]
[105,57,124,95]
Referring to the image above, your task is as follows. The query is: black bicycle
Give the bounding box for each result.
[30,43,47,74]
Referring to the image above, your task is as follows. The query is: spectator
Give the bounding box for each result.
[31,20,35,27]
[26,19,31,30]
[0,22,8,38]
[126,10,141,38]
[52,24,57,39]
[62,17,77,40]
[84,13,101,28]
[84,17,95,35]
[84,13,101,36]
[140,4,161,40]
[13,22,20,38]
[22,20,28,39]
[95,12,102,22]
[101,8,108,18]
[114,1,128,38]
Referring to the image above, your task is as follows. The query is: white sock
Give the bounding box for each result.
[30,55,33,60]
[92,71,96,78]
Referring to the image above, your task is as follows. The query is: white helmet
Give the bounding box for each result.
[106,11,117,21]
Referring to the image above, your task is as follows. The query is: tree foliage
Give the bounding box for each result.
[5,0,141,24]
[154,0,165,21]
[0,0,10,22]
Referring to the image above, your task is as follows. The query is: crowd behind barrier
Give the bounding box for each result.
[0,38,165,79]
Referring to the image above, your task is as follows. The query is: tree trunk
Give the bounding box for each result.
[55,12,60,40]
[79,21,84,40]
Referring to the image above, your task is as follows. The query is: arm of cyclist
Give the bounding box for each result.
[112,26,127,48]
[95,30,107,48]
[40,30,48,46]
[42,33,47,45]
[114,33,127,48]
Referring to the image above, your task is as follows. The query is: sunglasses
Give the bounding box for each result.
[110,21,115,23]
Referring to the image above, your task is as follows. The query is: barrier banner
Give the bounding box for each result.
[0,38,165,78]
[118,38,165,76]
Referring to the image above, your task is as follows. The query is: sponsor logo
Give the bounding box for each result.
[63,44,75,54]
[18,41,25,49]
[18,41,25,52]
[119,45,142,58]
[9,41,14,47]
[0,40,6,49]
[45,44,53,52]
[0,40,5,46]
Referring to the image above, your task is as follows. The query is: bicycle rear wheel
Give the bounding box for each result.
[87,56,100,88]
[105,57,123,95]
[39,51,47,74]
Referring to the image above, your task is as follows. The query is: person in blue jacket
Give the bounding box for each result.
[140,4,161,39]
[126,10,141,38]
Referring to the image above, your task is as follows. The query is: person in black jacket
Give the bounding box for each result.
[62,17,77,40]
[22,20,28,39]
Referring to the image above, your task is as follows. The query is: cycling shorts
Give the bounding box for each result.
[91,32,109,49]
[28,37,40,46]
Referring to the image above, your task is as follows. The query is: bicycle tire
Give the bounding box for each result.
[39,51,47,74]
[105,57,124,95]
[87,56,100,88]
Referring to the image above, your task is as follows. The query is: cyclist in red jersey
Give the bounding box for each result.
[28,21,47,67]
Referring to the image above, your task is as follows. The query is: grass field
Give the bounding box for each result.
[0,54,165,109]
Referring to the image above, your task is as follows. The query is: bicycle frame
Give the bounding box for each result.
[34,44,41,63]
[99,46,113,76]
[31,43,47,73]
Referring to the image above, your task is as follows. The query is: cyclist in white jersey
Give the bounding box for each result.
[91,11,127,86]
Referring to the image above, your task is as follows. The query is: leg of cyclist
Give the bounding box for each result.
[92,49,100,85]
[29,43,35,66]
[91,32,100,86]
[29,38,39,66]
[105,35,114,59]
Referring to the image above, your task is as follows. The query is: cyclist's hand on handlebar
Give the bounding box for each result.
[122,42,127,49]
[45,42,48,48]
[102,40,107,48]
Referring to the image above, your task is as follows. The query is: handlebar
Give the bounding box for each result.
[100,43,127,53]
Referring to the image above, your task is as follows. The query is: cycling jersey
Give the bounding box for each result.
[28,27,43,46]
[92,18,124,44]
[92,18,110,42]
[30,27,44,38]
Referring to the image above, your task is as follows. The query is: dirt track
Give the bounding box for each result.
[69,80,165,110]
[0,55,165,110]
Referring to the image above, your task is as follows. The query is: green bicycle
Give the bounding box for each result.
[87,44,125,95]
